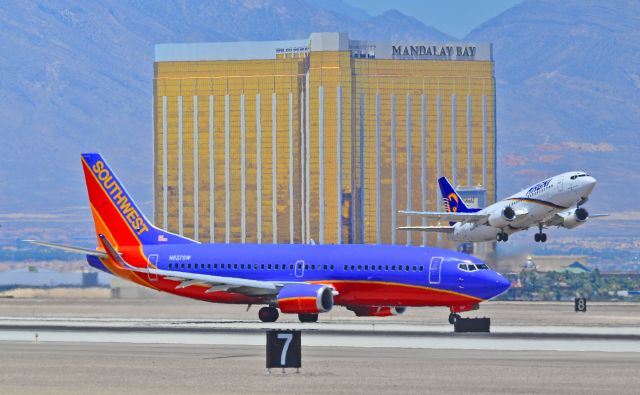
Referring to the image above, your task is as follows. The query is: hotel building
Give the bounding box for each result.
[153,32,496,248]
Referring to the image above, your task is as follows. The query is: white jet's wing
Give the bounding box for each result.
[543,212,609,227]
[399,210,489,224]
[397,225,455,233]
[97,235,280,297]
[24,240,108,258]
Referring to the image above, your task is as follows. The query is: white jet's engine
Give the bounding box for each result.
[487,205,516,228]
[559,207,589,229]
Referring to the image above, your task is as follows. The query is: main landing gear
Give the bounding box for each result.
[496,231,509,242]
[258,306,279,322]
[258,307,319,323]
[534,223,547,242]
[448,313,461,325]
[298,313,319,323]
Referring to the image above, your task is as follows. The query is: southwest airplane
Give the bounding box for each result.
[399,172,606,243]
[28,153,510,324]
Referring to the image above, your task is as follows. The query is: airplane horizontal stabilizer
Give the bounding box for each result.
[24,240,108,258]
[398,210,488,224]
[397,226,455,233]
[97,234,280,296]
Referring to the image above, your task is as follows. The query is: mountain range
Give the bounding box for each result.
[1,0,638,247]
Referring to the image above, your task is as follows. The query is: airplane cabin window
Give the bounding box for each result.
[419,266,424,271]
[331,265,334,270]
[290,264,294,269]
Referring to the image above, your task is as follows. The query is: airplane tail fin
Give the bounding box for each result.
[438,176,473,213]
[81,153,196,247]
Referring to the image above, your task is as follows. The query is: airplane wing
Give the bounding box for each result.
[97,235,280,296]
[542,212,609,228]
[398,210,489,224]
[24,240,108,258]
[397,225,454,233]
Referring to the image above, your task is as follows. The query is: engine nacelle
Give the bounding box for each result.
[277,284,334,314]
[347,306,407,317]
[487,206,516,228]
[560,207,589,229]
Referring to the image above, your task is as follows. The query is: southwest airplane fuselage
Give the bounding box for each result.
[30,153,510,323]
[88,243,504,308]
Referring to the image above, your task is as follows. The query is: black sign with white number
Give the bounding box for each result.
[575,297,587,312]
[266,330,301,368]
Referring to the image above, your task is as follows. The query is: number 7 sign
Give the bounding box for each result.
[266,330,302,369]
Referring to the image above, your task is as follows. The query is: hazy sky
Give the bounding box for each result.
[342,0,523,38]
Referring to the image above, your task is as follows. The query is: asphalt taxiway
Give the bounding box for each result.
[0,299,639,394]
[1,342,638,395]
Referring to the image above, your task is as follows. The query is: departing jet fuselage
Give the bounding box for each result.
[398,171,603,243]
[450,172,597,242]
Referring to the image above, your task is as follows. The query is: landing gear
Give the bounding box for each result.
[448,313,461,325]
[496,232,508,242]
[258,306,279,322]
[298,313,319,323]
[534,224,547,242]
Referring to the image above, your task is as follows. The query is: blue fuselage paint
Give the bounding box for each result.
[88,243,510,303]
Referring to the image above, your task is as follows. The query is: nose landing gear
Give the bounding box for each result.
[448,313,461,325]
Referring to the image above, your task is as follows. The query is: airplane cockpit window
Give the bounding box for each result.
[571,173,588,180]
[458,262,489,272]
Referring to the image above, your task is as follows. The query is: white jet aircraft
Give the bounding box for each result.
[399,172,607,242]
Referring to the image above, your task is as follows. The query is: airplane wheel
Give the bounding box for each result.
[298,313,318,323]
[259,306,279,322]
[502,233,509,242]
[534,233,540,242]
[541,233,547,242]
[448,313,461,325]
[496,233,503,242]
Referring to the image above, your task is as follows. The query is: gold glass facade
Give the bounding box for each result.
[154,33,496,248]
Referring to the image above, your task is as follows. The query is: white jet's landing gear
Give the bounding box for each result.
[298,313,319,323]
[534,224,547,242]
[258,306,279,322]
[496,231,509,242]
[448,313,461,324]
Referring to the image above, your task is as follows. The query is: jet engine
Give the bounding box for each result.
[347,306,407,317]
[487,206,516,228]
[277,284,334,314]
[559,207,589,229]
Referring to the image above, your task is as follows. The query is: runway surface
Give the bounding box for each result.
[1,341,639,395]
[1,299,639,393]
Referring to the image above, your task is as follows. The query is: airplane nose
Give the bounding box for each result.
[493,273,510,296]
[581,176,596,195]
